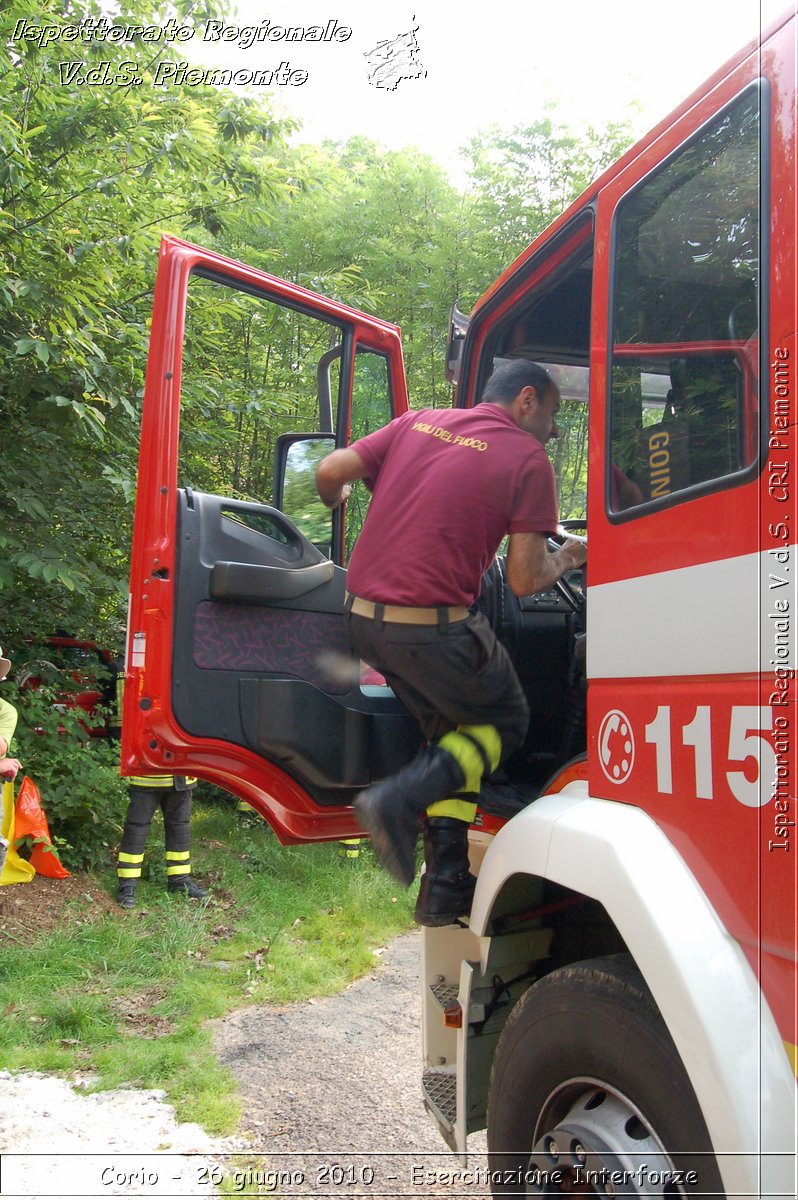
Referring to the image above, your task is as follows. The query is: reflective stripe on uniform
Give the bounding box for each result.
[436,724,502,795]
[425,797,478,822]
[125,775,198,788]
[117,849,144,879]
[428,725,502,822]
[166,850,191,876]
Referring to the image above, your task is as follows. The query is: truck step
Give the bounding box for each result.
[429,980,458,1009]
[422,1068,456,1128]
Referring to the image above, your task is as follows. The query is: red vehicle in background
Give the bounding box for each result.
[19,635,118,737]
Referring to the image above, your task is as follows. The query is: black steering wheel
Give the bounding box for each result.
[547,522,587,612]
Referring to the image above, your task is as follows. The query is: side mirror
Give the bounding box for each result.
[445,302,469,384]
[274,433,336,550]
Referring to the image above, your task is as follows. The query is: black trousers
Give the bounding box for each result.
[346,609,529,759]
[118,787,193,878]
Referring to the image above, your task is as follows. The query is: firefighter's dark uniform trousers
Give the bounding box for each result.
[117,775,197,883]
[347,608,529,821]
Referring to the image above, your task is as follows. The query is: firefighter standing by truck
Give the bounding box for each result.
[113,672,208,908]
[315,360,587,926]
[116,772,209,907]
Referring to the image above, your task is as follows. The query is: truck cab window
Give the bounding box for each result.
[344,349,393,558]
[609,87,762,513]
[179,273,345,511]
[486,234,594,524]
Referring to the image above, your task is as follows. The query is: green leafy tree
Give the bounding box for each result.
[0,0,297,644]
[459,111,637,516]
[460,108,638,301]
[226,137,466,411]
[9,682,129,870]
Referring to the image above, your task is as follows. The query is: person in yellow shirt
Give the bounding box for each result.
[1,646,22,880]
[0,647,21,781]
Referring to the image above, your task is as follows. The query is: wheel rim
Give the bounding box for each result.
[524,1079,686,1197]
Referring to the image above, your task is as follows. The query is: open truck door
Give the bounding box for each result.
[122,236,419,842]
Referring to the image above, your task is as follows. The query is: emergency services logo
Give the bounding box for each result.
[364,20,426,90]
[598,709,635,784]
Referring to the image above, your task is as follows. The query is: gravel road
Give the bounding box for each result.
[212,929,488,1195]
[0,931,490,1199]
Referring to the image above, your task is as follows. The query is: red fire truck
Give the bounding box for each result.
[123,8,796,1196]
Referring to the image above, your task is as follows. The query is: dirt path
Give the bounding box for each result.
[211,928,489,1195]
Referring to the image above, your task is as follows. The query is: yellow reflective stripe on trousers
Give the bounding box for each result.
[126,775,175,788]
[437,725,502,795]
[117,867,142,878]
[425,797,478,822]
[165,851,190,861]
[166,864,191,876]
[118,852,144,864]
[459,724,502,773]
[125,775,197,788]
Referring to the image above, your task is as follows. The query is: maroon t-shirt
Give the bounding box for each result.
[346,404,558,607]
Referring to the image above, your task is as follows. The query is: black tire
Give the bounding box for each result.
[486,955,725,1198]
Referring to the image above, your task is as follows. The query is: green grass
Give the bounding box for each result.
[0,799,415,1132]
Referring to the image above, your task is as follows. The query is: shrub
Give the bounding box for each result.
[8,685,128,871]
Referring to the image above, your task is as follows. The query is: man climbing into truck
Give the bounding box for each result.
[315,359,588,926]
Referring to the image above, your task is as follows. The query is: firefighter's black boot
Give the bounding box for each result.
[116,880,138,909]
[354,747,465,887]
[414,817,475,927]
[167,876,209,900]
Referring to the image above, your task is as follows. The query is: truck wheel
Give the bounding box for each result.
[486,955,725,1198]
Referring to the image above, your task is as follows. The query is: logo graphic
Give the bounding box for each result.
[598,709,635,784]
[364,21,427,91]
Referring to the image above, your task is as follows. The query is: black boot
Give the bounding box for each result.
[354,747,465,887]
[414,817,475,927]
[116,880,137,909]
[167,876,209,899]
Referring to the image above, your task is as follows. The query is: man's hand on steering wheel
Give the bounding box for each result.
[506,528,586,602]
[546,529,587,610]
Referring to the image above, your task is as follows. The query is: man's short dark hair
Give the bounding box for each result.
[480,360,553,405]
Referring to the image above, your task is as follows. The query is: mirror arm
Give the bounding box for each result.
[316,347,342,433]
